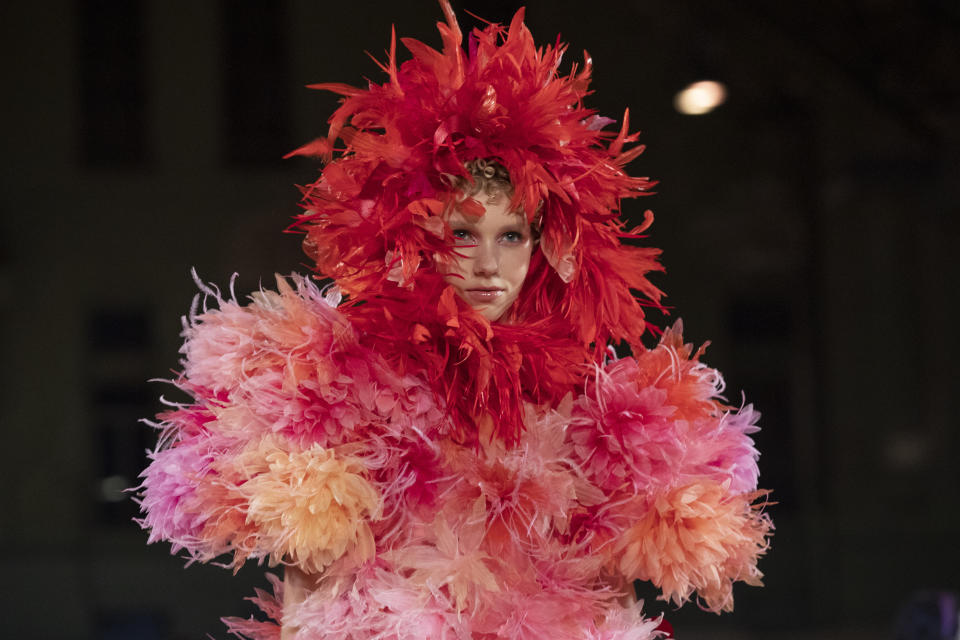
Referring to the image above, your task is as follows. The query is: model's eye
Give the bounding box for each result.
[502,231,525,243]
[451,229,473,244]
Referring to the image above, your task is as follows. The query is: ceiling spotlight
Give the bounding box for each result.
[674,80,728,115]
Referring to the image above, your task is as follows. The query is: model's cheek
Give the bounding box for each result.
[505,249,532,289]
[440,253,470,280]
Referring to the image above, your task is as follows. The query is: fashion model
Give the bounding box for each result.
[138,3,772,637]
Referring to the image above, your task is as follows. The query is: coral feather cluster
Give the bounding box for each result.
[614,482,771,613]
[241,441,381,573]
[138,2,773,637]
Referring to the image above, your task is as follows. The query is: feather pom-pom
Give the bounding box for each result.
[615,482,772,613]
[571,321,762,497]
[137,425,260,566]
[180,272,347,395]
[631,321,725,421]
[570,357,681,494]
[683,404,762,495]
[180,273,378,448]
[239,440,382,573]
[137,433,217,552]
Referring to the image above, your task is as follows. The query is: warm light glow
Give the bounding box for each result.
[674,80,728,115]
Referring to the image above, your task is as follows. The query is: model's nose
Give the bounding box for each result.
[473,241,499,276]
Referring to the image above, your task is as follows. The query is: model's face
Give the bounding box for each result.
[444,196,534,322]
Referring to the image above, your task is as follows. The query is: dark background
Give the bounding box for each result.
[2,1,958,638]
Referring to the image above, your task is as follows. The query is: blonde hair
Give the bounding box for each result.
[449,158,541,237]
[457,158,513,199]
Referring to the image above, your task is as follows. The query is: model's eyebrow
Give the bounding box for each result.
[499,219,529,233]
[447,213,480,227]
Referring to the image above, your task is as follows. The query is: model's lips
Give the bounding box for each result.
[462,287,505,303]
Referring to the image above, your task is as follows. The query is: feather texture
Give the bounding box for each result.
[287,0,664,442]
[139,2,772,635]
[614,483,772,613]
[138,276,770,630]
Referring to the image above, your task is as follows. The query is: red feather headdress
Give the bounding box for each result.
[288,1,665,443]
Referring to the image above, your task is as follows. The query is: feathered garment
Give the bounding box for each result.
[138,275,771,639]
[138,3,772,637]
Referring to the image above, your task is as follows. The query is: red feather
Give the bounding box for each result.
[289,0,666,441]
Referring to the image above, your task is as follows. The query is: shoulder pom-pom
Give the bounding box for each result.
[568,321,772,611]
[570,356,682,494]
[614,482,772,613]
[570,321,762,496]
[138,274,447,570]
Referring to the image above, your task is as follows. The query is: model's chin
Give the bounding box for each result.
[478,306,506,322]
[478,296,521,322]
[461,299,503,322]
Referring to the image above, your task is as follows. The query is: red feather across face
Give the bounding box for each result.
[288,1,665,443]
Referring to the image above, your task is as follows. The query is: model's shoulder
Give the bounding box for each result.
[182,272,360,377]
